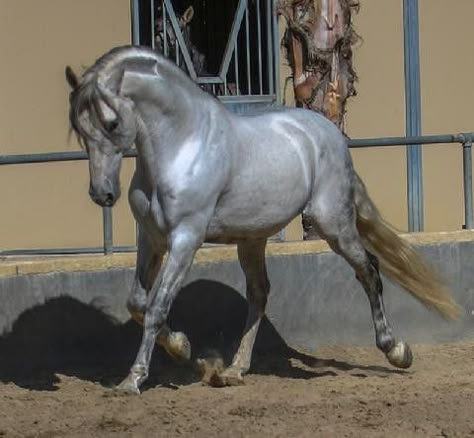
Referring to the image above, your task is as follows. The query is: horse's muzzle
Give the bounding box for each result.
[89,187,120,207]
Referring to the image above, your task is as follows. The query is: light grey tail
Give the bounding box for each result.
[353,172,461,320]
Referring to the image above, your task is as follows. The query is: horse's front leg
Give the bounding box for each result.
[118,225,203,394]
[127,229,190,363]
[126,229,163,324]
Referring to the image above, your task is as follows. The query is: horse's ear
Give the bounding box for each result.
[65,66,79,90]
[180,6,194,26]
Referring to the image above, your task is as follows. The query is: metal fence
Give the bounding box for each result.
[135,0,280,105]
[1,132,473,256]
[0,0,471,256]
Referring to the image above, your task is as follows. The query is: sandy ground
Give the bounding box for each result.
[0,340,473,438]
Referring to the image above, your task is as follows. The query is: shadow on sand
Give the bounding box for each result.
[0,280,404,391]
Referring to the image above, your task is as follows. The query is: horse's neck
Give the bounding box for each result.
[127,60,215,158]
[134,109,197,191]
[134,95,202,165]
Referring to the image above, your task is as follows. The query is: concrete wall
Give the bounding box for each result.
[0,232,473,375]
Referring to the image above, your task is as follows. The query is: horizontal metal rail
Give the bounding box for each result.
[0,150,137,165]
[0,246,137,257]
[1,132,473,256]
[1,133,471,166]
[349,133,471,148]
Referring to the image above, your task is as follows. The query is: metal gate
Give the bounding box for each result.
[131,0,280,112]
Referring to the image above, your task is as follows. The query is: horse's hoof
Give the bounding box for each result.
[386,341,413,369]
[217,370,245,387]
[115,379,141,395]
[196,351,225,385]
[115,385,140,396]
[164,331,191,362]
[207,367,245,388]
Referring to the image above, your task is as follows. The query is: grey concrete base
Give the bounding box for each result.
[0,239,473,378]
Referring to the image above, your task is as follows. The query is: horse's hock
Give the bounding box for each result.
[0,231,473,373]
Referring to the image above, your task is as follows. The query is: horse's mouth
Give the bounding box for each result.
[89,190,120,208]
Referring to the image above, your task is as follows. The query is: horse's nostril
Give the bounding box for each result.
[106,193,115,205]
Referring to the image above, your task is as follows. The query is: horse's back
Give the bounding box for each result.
[235,106,348,158]
[232,107,351,190]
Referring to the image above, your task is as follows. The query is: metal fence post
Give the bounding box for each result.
[131,0,141,247]
[131,0,140,45]
[462,134,474,229]
[403,0,424,232]
[102,207,114,255]
[272,0,281,105]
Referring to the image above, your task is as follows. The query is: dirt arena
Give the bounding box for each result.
[0,340,473,437]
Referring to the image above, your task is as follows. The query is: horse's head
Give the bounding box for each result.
[155,5,209,77]
[65,66,137,207]
[155,5,194,55]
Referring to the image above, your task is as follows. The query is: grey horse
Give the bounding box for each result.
[65,46,459,394]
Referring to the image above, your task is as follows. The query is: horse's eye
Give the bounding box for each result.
[104,120,119,132]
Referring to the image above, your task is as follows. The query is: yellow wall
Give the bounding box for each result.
[1,1,473,251]
[0,0,134,250]
[349,0,474,233]
[282,0,408,238]
[284,0,474,237]
[419,0,474,231]
[347,0,408,231]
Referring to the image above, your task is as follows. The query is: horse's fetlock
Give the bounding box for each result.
[131,364,148,378]
[127,294,146,315]
[376,336,395,354]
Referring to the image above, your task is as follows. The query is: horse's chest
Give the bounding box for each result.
[129,189,166,237]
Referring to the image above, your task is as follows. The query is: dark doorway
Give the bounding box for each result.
[136,0,275,96]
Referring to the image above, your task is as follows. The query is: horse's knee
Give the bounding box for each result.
[127,282,147,317]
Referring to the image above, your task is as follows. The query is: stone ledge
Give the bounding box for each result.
[1,230,473,278]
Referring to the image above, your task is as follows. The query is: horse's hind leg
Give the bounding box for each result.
[314,216,413,369]
[206,238,270,387]
[127,229,190,363]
